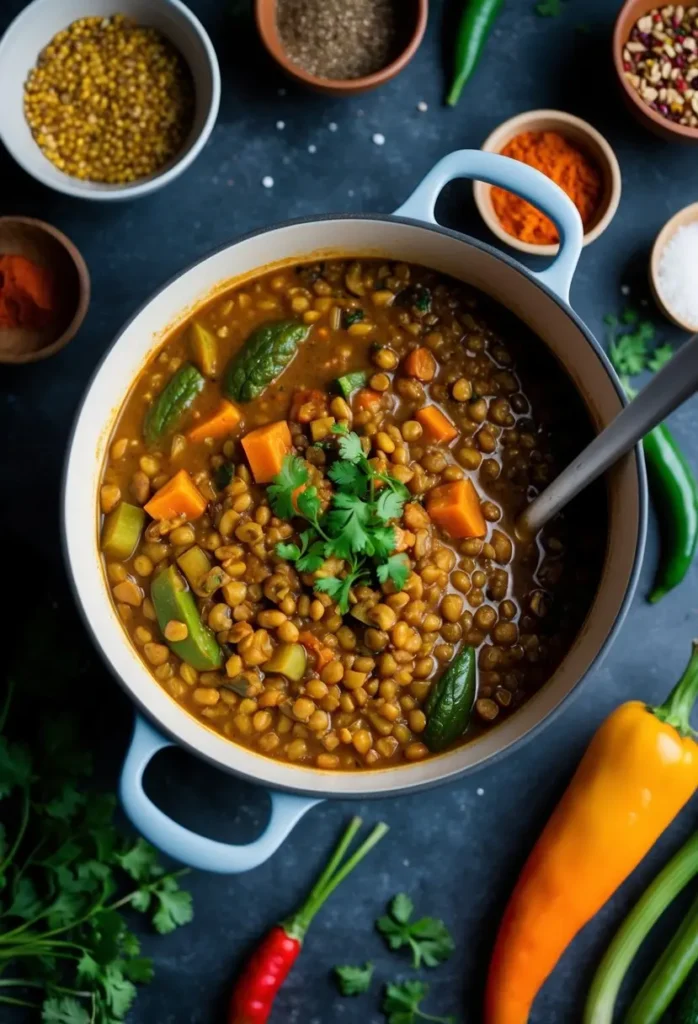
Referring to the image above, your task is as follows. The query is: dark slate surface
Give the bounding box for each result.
[1,0,697,1021]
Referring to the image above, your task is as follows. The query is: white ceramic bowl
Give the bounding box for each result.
[0,0,220,201]
[63,151,646,873]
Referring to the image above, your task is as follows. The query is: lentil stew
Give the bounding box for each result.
[99,258,605,771]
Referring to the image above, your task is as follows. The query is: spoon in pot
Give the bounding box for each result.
[517,332,698,537]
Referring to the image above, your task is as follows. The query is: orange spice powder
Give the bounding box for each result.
[0,254,55,330]
[491,131,603,246]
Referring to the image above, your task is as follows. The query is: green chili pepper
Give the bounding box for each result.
[644,423,698,603]
[674,963,698,1023]
[583,833,698,1024]
[446,0,504,107]
[625,890,698,1023]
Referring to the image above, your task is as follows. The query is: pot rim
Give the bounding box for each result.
[62,213,648,798]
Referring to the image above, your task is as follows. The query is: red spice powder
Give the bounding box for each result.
[0,254,55,330]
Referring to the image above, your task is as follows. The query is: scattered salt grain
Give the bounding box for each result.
[476,787,484,796]
[372,132,385,146]
[657,221,698,328]
[308,144,317,153]
[328,121,338,132]
[276,120,285,130]
[262,176,274,188]
[417,100,428,112]
[621,284,630,296]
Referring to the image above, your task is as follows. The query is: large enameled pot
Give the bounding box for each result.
[63,151,647,872]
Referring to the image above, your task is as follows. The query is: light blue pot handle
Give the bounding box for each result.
[393,149,584,304]
[119,715,321,873]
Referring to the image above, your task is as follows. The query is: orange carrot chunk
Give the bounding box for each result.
[299,631,334,671]
[145,469,208,521]
[354,389,382,412]
[416,406,458,443]
[404,346,436,381]
[290,388,328,423]
[426,479,486,539]
[187,399,242,443]
[242,420,292,484]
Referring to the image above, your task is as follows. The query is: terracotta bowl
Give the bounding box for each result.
[255,0,428,96]
[0,217,89,364]
[613,0,698,142]
[650,201,698,330]
[473,110,622,257]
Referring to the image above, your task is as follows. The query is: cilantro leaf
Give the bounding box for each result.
[151,876,193,934]
[622,307,640,325]
[648,342,673,372]
[44,782,85,820]
[332,425,365,463]
[214,462,234,491]
[267,455,308,519]
[0,736,33,798]
[296,542,326,573]
[329,459,366,494]
[369,526,397,560]
[334,961,374,996]
[296,485,321,522]
[116,839,163,883]
[377,894,455,969]
[275,541,301,561]
[122,956,154,984]
[342,308,365,328]
[382,980,455,1024]
[603,313,619,327]
[77,952,101,981]
[376,489,406,523]
[377,554,410,591]
[535,0,564,14]
[609,331,649,377]
[326,493,372,558]
[314,574,356,614]
[7,876,42,919]
[42,996,91,1024]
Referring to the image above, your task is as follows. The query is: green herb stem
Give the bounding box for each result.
[625,891,698,1023]
[0,995,40,1009]
[0,787,30,877]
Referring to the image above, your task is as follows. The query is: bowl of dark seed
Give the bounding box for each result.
[613,0,698,142]
[0,0,221,200]
[255,0,428,95]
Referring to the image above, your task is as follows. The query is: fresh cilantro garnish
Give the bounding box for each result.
[0,624,194,1024]
[398,285,432,315]
[334,961,374,996]
[377,894,455,969]
[535,0,564,15]
[606,306,672,387]
[269,427,412,613]
[648,342,674,372]
[382,981,455,1023]
[342,308,365,328]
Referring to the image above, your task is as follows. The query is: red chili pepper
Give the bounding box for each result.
[228,817,388,1024]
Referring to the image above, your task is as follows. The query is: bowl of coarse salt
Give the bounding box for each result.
[651,202,698,332]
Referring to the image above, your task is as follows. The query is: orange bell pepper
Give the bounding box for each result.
[484,643,698,1024]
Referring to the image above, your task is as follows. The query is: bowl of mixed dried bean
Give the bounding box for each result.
[614,1,698,142]
[64,149,646,871]
[255,0,428,96]
[0,0,220,199]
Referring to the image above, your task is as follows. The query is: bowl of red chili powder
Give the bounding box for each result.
[473,110,622,256]
[0,217,89,364]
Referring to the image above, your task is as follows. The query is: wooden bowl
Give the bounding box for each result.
[613,0,698,143]
[254,0,427,96]
[0,217,90,363]
[650,202,698,331]
[473,110,622,256]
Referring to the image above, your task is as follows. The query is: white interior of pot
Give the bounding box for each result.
[64,218,641,797]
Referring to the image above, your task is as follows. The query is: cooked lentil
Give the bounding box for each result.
[99,257,605,771]
[24,15,194,184]
[276,0,399,80]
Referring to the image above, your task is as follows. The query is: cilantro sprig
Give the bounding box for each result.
[269,426,411,613]
[334,961,374,996]
[382,981,455,1024]
[605,306,673,394]
[377,894,455,970]
[0,651,193,1023]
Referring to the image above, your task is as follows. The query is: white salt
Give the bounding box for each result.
[372,132,386,146]
[262,176,274,188]
[657,221,698,328]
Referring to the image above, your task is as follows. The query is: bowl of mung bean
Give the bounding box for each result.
[0,0,220,200]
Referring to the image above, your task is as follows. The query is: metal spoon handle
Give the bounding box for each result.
[518,333,698,537]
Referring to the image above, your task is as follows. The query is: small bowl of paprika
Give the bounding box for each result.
[0,217,90,364]
[473,109,622,256]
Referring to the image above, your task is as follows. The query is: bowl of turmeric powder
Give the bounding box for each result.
[0,216,90,363]
[473,110,622,256]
